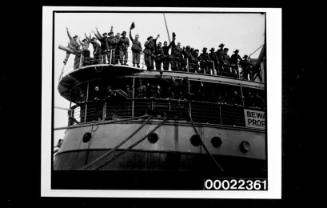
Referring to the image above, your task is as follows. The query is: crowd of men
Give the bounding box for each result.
[67,77,265,124]
[75,79,264,109]
[62,23,262,81]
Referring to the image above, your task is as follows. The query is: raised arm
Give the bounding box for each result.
[78,38,83,46]
[126,36,130,47]
[105,36,109,50]
[95,27,102,39]
[129,29,134,42]
[66,27,72,40]
[84,33,91,42]
[168,33,176,49]
[93,30,101,40]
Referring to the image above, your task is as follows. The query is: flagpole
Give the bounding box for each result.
[163,13,171,43]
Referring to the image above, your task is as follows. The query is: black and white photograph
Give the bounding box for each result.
[41,6,281,198]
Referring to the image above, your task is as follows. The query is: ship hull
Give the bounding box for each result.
[54,148,266,177]
[54,120,266,177]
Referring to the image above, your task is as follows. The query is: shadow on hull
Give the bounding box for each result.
[53,149,267,190]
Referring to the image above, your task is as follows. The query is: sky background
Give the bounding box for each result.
[53,12,265,145]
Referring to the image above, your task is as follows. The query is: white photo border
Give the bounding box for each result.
[41,6,281,199]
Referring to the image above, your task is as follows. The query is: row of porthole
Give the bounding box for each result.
[82,132,250,153]
[149,133,250,153]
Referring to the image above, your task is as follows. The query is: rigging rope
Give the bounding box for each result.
[188,111,224,173]
[80,115,153,170]
[248,44,264,58]
[93,117,167,170]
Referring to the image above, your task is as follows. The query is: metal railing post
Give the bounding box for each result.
[84,82,89,122]
[132,77,135,118]
[187,58,189,72]
[79,54,84,68]
[187,79,192,118]
[103,102,107,120]
[237,65,241,79]
[219,104,223,124]
[240,85,245,107]
[109,49,112,64]
[168,99,171,112]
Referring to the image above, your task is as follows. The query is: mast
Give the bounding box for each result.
[163,13,171,43]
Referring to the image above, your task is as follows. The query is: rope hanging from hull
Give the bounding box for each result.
[92,117,167,170]
[80,115,153,170]
[189,111,224,173]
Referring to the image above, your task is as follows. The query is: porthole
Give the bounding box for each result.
[147,133,159,144]
[211,137,222,148]
[239,141,250,153]
[190,134,201,146]
[82,132,92,143]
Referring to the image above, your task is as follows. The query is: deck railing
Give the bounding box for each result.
[68,50,263,83]
[68,98,261,127]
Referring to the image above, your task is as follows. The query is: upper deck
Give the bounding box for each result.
[58,64,264,102]
[58,63,266,130]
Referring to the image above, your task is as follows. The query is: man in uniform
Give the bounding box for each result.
[94,28,108,64]
[183,46,192,72]
[129,22,142,68]
[162,41,172,71]
[63,27,81,66]
[230,49,242,78]
[190,49,200,73]
[106,26,117,64]
[230,90,242,106]
[199,47,210,74]
[118,31,130,65]
[143,35,160,70]
[137,80,147,98]
[154,42,164,70]
[114,33,121,64]
[125,84,133,98]
[170,33,183,71]
[216,43,225,74]
[90,37,101,64]
[245,90,256,108]
[223,48,231,75]
[92,86,104,121]
[78,34,92,66]
[73,49,82,69]
[209,48,218,75]
[240,55,251,80]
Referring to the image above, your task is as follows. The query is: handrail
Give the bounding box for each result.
[62,97,264,130]
[62,50,263,84]
[71,97,263,109]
